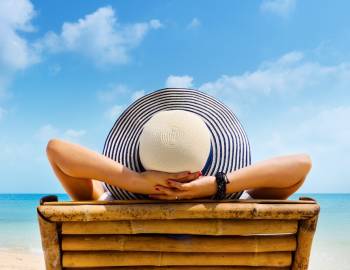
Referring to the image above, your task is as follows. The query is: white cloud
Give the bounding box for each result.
[267,51,303,66]
[0,2,159,106]
[187,18,201,29]
[198,51,350,151]
[0,0,39,71]
[105,104,125,120]
[256,106,350,155]
[149,19,163,29]
[168,50,349,192]
[298,106,350,147]
[97,84,129,102]
[35,124,59,142]
[64,129,86,138]
[200,51,350,98]
[35,124,86,142]
[0,0,39,102]
[131,90,145,101]
[260,0,296,17]
[250,105,350,192]
[37,6,162,65]
[98,85,146,119]
[0,124,87,170]
[166,75,193,88]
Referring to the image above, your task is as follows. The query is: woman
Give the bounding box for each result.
[46,88,312,201]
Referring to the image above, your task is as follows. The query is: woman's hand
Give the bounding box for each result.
[128,170,201,195]
[148,175,217,200]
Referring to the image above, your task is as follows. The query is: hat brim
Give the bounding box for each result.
[102,88,251,200]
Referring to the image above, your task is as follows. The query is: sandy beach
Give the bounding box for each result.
[0,250,44,270]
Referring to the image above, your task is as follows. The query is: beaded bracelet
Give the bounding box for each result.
[213,172,230,200]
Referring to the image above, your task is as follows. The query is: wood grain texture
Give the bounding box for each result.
[291,214,320,270]
[44,198,317,205]
[38,202,320,222]
[61,234,296,252]
[37,212,62,270]
[62,251,292,267]
[61,219,298,235]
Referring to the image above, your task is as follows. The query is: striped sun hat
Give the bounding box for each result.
[102,88,251,200]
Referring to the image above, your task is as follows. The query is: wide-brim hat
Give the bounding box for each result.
[102,88,251,200]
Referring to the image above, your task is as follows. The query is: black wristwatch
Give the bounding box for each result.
[213,172,230,200]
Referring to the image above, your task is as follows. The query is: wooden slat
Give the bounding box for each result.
[37,212,61,270]
[38,202,320,222]
[62,219,298,235]
[62,234,296,252]
[64,266,290,270]
[292,215,320,269]
[44,198,317,205]
[62,251,292,267]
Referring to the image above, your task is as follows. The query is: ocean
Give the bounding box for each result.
[0,193,349,269]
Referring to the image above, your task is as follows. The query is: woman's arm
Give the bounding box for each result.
[226,153,312,196]
[46,139,200,200]
[150,154,312,200]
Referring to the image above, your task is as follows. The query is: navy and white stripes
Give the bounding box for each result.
[102,88,251,200]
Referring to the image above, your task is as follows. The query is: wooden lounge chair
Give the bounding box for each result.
[37,196,320,270]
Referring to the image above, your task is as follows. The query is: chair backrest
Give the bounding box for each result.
[37,197,320,270]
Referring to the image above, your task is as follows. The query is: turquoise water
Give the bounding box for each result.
[0,193,349,268]
[0,194,69,252]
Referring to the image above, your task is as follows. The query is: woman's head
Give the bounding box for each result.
[138,110,212,173]
[102,88,251,199]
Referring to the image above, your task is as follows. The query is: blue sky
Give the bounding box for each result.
[0,0,349,193]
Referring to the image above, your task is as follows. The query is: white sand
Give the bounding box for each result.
[309,243,350,270]
[0,250,45,270]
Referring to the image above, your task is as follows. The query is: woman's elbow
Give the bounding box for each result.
[296,153,312,175]
[46,138,64,159]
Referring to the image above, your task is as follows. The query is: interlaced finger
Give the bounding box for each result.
[169,171,190,180]
[168,171,201,182]
[151,186,190,200]
[155,185,177,196]
[166,180,188,191]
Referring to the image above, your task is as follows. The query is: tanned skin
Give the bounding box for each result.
[46,139,311,201]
